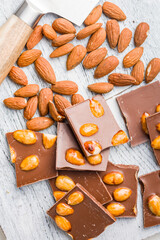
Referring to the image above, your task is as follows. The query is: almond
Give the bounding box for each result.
[65,149,85,165]
[50,43,74,58]
[118,28,132,53]
[42,134,57,149]
[88,82,114,94]
[52,18,76,34]
[84,5,102,26]
[51,81,78,95]
[56,203,74,216]
[20,155,39,171]
[9,145,16,163]
[53,191,66,201]
[39,88,53,116]
[141,112,150,134]
[103,171,124,185]
[26,25,43,50]
[90,99,104,118]
[83,48,107,69]
[67,45,87,70]
[111,130,129,146]
[148,195,160,216]
[49,101,65,122]
[108,73,138,86]
[24,96,38,120]
[71,94,84,105]
[13,130,37,145]
[52,34,75,47]
[80,123,98,137]
[87,154,102,165]
[151,136,160,150]
[106,20,120,49]
[17,49,42,67]
[54,94,71,116]
[76,23,102,40]
[123,47,143,68]
[113,187,132,202]
[55,176,75,191]
[131,60,144,85]
[3,97,27,109]
[54,216,71,232]
[86,28,106,52]
[102,2,126,21]
[68,191,84,205]
[84,141,102,155]
[14,84,39,98]
[8,66,28,86]
[134,22,150,47]
[145,58,160,83]
[26,117,54,131]
[35,57,56,84]
[42,24,57,40]
[94,56,119,79]
[107,202,125,216]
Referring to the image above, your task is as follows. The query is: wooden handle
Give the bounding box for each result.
[0,15,33,84]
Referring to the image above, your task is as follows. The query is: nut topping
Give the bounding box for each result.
[55,215,71,232]
[9,145,16,163]
[156,104,160,113]
[42,134,57,149]
[84,141,102,155]
[103,171,124,185]
[156,123,160,132]
[89,99,104,118]
[87,154,102,165]
[13,130,37,145]
[148,195,160,216]
[141,112,150,134]
[20,155,39,171]
[56,203,74,216]
[113,187,132,202]
[55,176,75,191]
[151,136,160,150]
[65,149,85,165]
[106,202,125,217]
[53,191,66,201]
[68,191,84,205]
[80,123,98,137]
[111,130,129,146]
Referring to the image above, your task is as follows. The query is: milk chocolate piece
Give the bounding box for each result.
[49,170,112,205]
[65,95,121,157]
[139,171,160,228]
[6,132,57,187]
[117,81,160,147]
[146,112,160,165]
[99,162,139,217]
[56,122,110,171]
[47,184,115,240]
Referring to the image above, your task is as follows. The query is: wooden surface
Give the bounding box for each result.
[0,0,160,240]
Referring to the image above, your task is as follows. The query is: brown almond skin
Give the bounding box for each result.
[8,66,28,86]
[3,97,27,110]
[39,88,53,116]
[108,73,138,86]
[35,57,56,84]
[83,48,107,69]
[76,23,102,40]
[118,28,132,53]
[52,18,76,34]
[26,25,43,50]
[67,45,87,70]
[42,24,57,40]
[54,94,71,116]
[94,56,119,79]
[84,5,102,26]
[131,60,144,85]
[24,96,38,120]
[71,94,84,105]
[49,101,65,122]
[50,43,74,58]
[86,28,106,52]
[134,22,150,47]
[145,58,160,83]
[14,84,39,98]
[88,82,114,94]
[26,117,54,131]
[51,81,78,95]
[106,20,120,49]
[52,34,75,47]
[123,47,143,68]
[17,49,42,67]
[102,2,126,21]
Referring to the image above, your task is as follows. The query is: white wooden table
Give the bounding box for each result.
[0,0,160,239]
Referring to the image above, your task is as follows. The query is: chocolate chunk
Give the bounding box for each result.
[47,184,115,240]
[49,170,112,205]
[139,170,160,228]
[117,81,160,147]
[99,162,139,217]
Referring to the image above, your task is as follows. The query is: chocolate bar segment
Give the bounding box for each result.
[47,184,115,240]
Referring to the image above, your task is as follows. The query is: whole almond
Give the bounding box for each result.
[49,101,65,122]
[35,57,56,84]
[52,18,76,34]
[118,28,132,53]
[106,20,120,49]
[52,34,75,47]
[84,5,102,26]
[24,96,38,120]
[54,94,71,116]
[83,48,107,69]
[71,94,84,105]
[94,56,119,78]
[8,66,28,86]
[39,88,53,116]
[108,73,138,86]
[102,2,126,21]
[67,45,87,70]
[131,60,144,85]
[26,117,54,131]
[3,97,27,109]
[86,28,106,52]
[123,47,143,68]
[145,58,160,83]
[76,23,102,40]
[17,49,42,67]
[134,22,150,47]
[14,84,39,97]
[88,82,114,94]
[42,24,57,40]
[50,43,74,58]
[51,81,78,95]
[26,25,43,50]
